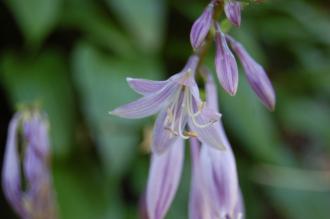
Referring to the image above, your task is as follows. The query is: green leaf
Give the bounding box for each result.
[218,77,292,164]
[0,50,75,158]
[60,0,133,57]
[53,158,118,219]
[106,0,166,54]
[72,41,163,177]
[6,0,60,47]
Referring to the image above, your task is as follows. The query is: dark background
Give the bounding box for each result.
[1,0,330,218]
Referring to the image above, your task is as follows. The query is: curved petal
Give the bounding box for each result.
[152,110,178,154]
[2,114,24,217]
[146,139,184,219]
[127,77,167,95]
[188,103,225,150]
[110,82,179,119]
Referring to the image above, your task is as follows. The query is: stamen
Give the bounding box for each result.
[183,131,198,137]
[177,108,189,139]
[164,127,178,137]
[191,115,218,128]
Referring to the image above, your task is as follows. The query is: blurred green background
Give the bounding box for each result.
[0,0,330,218]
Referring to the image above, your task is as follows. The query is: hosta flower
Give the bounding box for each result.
[190,3,214,50]
[225,0,242,27]
[146,139,184,219]
[189,73,244,219]
[215,23,239,96]
[2,109,57,219]
[226,35,276,110]
[110,55,226,153]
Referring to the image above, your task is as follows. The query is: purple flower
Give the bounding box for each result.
[146,139,184,219]
[110,55,226,153]
[227,36,276,110]
[2,110,57,219]
[215,23,239,96]
[190,3,214,50]
[189,74,244,219]
[225,0,242,27]
[189,138,214,219]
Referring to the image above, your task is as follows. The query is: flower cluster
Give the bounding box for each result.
[110,0,276,219]
[191,0,275,110]
[2,109,57,219]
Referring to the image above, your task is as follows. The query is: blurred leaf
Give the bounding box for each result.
[106,0,166,54]
[0,50,75,157]
[60,0,133,57]
[218,76,291,164]
[279,97,330,148]
[268,187,330,219]
[6,0,60,47]
[53,159,116,219]
[72,41,163,177]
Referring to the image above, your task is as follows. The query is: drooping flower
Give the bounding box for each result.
[146,139,184,219]
[215,23,239,96]
[110,55,226,154]
[189,138,214,219]
[2,109,57,219]
[226,35,276,110]
[224,0,242,27]
[189,73,244,219]
[190,3,214,50]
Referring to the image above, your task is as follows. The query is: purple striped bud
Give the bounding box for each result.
[215,23,239,96]
[2,109,57,219]
[227,36,276,110]
[225,0,242,27]
[190,3,214,50]
[146,140,184,219]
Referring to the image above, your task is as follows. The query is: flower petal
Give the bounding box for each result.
[225,1,241,27]
[189,138,214,219]
[146,139,184,219]
[215,24,239,96]
[2,114,24,216]
[110,81,179,119]
[227,36,276,110]
[201,145,239,216]
[127,77,167,95]
[152,110,178,154]
[190,3,214,49]
[188,103,225,150]
[203,73,244,218]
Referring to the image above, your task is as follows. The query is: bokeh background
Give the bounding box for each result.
[1,0,330,218]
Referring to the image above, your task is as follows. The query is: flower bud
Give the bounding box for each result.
[225,0,242,27]
[190,3,214,50]
[215,23,239,96]
[227,36,276,110]
[2,109,57,219]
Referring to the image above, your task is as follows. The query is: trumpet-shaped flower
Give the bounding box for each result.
[189,74,244,219]
[2,109,57,219]
[110,55,226,153]
[146,139,184,219]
